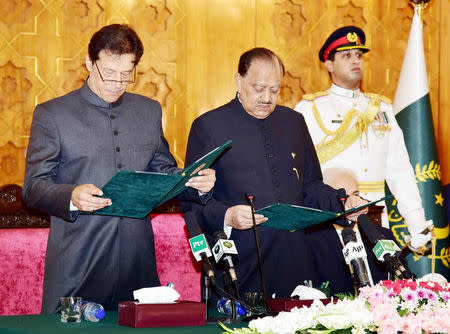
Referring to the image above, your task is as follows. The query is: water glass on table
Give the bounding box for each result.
[244,292,266,314]
[60,297,82,323]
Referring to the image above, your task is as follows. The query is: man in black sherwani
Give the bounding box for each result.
[182,48,367,305]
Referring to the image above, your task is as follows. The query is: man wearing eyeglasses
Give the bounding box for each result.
[22,24,215,313]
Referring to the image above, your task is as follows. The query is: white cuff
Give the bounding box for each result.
[69,200,78,212]
[224,223,233,239]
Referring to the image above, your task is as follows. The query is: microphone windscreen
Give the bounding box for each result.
[213,230,227,243]
[184,211,201,238]
[342,227,357,244]
[213,230,228,244]
[357,214,380,245]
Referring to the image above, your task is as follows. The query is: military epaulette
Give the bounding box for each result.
[302,91,329,101]
[363,92,392,105]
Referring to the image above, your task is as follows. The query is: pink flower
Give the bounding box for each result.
[381,280,394,288]
[425,290,439,303]
[400,288,418,304]
[439,290,450,303]
[388,281,403,294]
[371,302,402,333]
[386,289,397,299]
[416,287,427,299]
[400,313,421,334]
[431,282,444,292]
[359,279,450,334]
[402,280,418,291]
[417,309,444,333]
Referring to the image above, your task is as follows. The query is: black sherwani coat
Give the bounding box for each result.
[182,96,346,301]
[22,81,204,313]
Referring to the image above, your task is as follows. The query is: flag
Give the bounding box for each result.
[386,7,450,279]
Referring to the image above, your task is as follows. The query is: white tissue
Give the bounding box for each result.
[133,286,180,304]
[290,285,327,300]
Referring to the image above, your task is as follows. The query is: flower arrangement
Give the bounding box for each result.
[219,279,450,334]
[358,279,450,334]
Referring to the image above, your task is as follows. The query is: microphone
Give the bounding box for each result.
[339,197,371,290]
[339,197,349,227]
[184,211,216,286]
[341,227,371,290]
[212,230,238,282]
[357,214,412,279]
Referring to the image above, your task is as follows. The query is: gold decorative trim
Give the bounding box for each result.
[302,91,329,101]
[358,181,385,193]
[315,97,381,163]
[363,92,392,105]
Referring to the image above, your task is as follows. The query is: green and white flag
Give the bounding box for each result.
[386,7,449,278]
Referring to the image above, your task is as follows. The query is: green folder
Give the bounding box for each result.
[87,140,232,219]
[257,195,392,231]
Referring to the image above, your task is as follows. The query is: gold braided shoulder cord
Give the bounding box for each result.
[312,101,359,151]
[314,97,381,163]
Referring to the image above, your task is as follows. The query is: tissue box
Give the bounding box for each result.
[267,298,332,312]
[118,301,206,328]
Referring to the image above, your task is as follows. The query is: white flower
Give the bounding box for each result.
[249,301,327,334]
[249,299,374,334]
[315,299,373,330]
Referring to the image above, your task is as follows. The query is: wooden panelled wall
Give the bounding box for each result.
[0,0,449,186]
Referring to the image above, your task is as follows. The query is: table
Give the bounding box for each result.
[0,312,244,334]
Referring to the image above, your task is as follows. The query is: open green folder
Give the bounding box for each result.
[256,195,392,231]
[87,140,232,219]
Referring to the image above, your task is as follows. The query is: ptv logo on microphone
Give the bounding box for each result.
[189,234,212,261]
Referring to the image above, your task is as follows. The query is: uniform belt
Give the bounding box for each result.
[358,181,384,193]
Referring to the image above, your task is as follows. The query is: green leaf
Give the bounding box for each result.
[333,293,356,300]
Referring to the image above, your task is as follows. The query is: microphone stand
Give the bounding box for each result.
[340,197,350,228]
[202,274,211,320]
[223,271,237,320]
[385,259,393,281]
[247,195,271,312]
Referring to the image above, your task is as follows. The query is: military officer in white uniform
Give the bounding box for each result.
[295,26,431,251]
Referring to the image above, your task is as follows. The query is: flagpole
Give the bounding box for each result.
[408,0,436,274]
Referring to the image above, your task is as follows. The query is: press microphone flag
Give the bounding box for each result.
[213,230,238,282]
[184,211,215,285]
[184,211,212,260]
[373,239,401,262]
[342,240,368,265]
[212,237,238,263]
[357,214,411,279]
[342,227,371,288]
[189,234,212,261]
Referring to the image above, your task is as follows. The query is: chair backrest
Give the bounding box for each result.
[0,212,201,315]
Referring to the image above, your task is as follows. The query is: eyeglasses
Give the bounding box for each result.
[94,62,136,85]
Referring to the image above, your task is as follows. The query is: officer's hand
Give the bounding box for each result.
[71,184,112,212]
[186,168,216,194]
[224,205,267,230]
[406,232,432,253]
[344,194,369,221]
